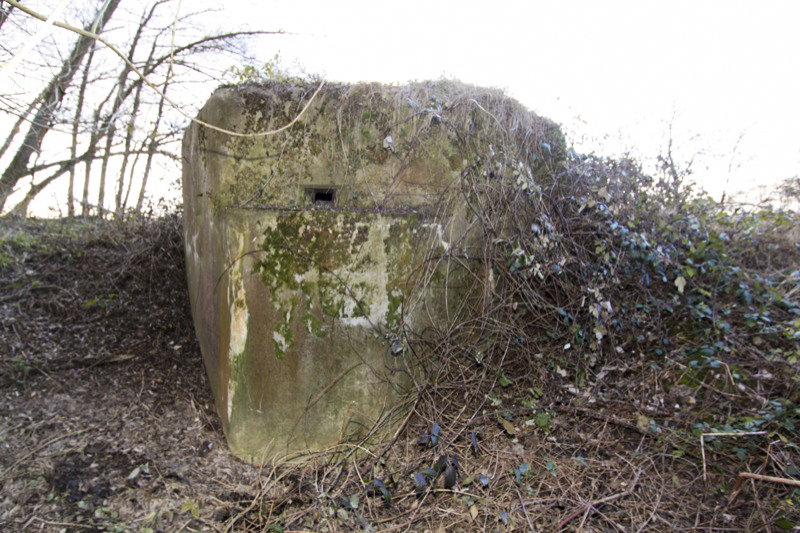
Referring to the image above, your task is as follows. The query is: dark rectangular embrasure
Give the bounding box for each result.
[306,187,336,206]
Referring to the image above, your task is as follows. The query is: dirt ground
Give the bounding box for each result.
[0,216,257,532]
[0,216,797,532]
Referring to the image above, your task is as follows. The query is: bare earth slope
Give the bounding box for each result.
[0,217,256,532]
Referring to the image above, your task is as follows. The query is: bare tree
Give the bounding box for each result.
[135,77,170,214]
[67,42,97,217]
[0,0,123,212]
[0,0,284,217]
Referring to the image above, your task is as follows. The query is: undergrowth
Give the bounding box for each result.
[220,93,799,531]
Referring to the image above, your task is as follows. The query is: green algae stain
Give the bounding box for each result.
[303,311,328,338]
[386,289,404,329]
[272,298,295,360]
[255,211,347,290]
[253,211,421,359]
[383,218,420,329]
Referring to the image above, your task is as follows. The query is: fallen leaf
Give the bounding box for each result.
[469,504,479,521]
[497,415,516,436]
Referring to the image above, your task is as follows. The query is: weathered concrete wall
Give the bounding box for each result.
[182,80,563,462]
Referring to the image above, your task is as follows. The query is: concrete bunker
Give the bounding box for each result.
[182,80,564,462]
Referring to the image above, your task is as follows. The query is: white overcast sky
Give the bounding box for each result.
[222,0,800,202]
[5,0,799,215]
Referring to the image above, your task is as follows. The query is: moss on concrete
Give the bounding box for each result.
[253,210,420,359]
[200,80,565,213]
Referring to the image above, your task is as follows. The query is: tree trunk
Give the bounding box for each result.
[96,126,115,219]
[121,140,143,212]
[0,93,44,162]
[111,2,158,218]
[68,45,97,217]
[0,1,13,32]
[136,77,171,214]
[115,88,143,217]
[81,151,94,217]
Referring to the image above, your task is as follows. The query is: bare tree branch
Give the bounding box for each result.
[4,0,322,142]
[0,0,123,209]
[1,0,319,216]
